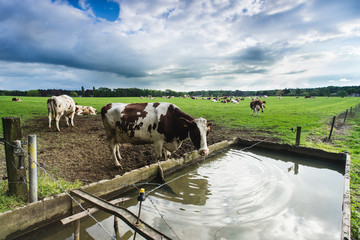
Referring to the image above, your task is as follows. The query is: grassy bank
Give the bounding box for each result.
[1,96,360,238]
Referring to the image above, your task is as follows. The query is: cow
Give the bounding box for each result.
[12,98,21,102]
[47,95,76,131]
[75,105,97,115]
[101,102,212,168]
[250,99,266,117]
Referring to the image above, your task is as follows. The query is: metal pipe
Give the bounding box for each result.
[28,135,38,203]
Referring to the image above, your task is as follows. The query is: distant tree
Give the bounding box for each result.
[81,86,85,97]
[27,90,40,97]
[276,89,284,96]
[283,88,291,95]
[69,91,78,97]
[310,89,320,96]
[337,90,348,97]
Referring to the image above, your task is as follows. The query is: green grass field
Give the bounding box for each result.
[1,95,360,238]
[1,95,359,145]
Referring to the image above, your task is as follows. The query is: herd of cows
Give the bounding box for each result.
[12,95,265,168]
[45,95,215,168]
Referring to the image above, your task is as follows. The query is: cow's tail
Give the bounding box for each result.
[47,98,57,119]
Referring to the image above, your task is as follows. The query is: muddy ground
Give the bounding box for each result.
[4,115,274,184]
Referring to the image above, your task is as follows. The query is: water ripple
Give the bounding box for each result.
[146,149,294,227]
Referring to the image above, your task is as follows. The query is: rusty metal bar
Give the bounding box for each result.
[70,189,173,240]
[61,196,131,225]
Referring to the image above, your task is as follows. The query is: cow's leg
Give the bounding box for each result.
[255,106,260,117]
[109,139,122,168]
[69,112,75,127]
[154,141,164,162]
[116,144,122,161]
[65,115,70,127]
[55,115,61,131]
[163,148,171,161]
[48,112,52,131]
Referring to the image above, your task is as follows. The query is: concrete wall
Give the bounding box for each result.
[0,138,350,240]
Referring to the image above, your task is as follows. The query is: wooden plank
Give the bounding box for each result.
[61,197,131,225]
[71,189,173,240]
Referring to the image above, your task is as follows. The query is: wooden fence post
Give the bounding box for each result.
[328,116,336,142]
[295,126,301,146]
[2,117,28,201]
[343,109,348,124]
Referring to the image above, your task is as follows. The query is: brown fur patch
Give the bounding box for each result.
[250,100,264,110]
[118,103,148,137]
[101,103,112,118]
[157,104,194,143]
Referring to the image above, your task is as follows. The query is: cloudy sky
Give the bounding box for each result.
[0,0,359,92]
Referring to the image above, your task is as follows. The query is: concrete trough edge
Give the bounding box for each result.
[0,137,350,240]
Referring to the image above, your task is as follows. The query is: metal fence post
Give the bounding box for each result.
[2,117,28,201]
[28,135,38,203]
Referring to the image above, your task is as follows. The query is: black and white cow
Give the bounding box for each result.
[101,102,212,168]
[47,95,76,131]
[250,99,266,117]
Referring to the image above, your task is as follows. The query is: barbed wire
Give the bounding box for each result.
[1,139,116,240]
[148,195,181,240]
[1,105,359,239]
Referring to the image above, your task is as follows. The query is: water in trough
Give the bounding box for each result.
[20,147,345,240]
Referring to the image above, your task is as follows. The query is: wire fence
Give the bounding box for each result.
[0,103,359,239]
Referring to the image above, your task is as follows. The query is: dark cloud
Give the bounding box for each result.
[0,0,359,91]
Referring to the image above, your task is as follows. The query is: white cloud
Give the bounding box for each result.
[0,0,359,91]
[339,78,351,82]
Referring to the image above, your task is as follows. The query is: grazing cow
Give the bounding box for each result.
[250,100,266,117]
[12,98,21,102]
[47,95,76,131]
[75,105,97,115]
[101,102,212,168]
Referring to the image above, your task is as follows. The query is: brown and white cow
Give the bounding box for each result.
[101,102,212,168]
[47,95,76,131]
[75,105,97,115]
[12,97,21,102]
[250,99,266,117]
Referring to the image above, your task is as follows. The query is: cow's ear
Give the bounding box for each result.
[207,122,213,129]
[179,117,192,128]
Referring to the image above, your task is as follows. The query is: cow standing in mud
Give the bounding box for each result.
[47,95,76,131]
[101,102,212,168]
[250,99,266,117]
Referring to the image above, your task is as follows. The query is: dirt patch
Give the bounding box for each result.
[4,115,273,184]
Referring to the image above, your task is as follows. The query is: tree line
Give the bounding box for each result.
[1,85,360,98]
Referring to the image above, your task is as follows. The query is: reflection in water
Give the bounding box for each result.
[19,147,345,240]
[288,163,299,175]
[153,173,210,205]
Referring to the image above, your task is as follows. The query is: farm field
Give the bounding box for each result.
[1,95,360,238]
[1,95,360,143]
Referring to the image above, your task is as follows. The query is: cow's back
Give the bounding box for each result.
[48,95,75,115]
[102,102,171,144]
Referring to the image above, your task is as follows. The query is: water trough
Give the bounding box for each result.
[0,137,350,240]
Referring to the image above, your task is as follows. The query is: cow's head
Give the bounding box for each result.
[261,101,266,112]
[180,117,212,156]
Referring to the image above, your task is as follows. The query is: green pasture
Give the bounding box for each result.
[1,95,360,238]
[1,95,360,146]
